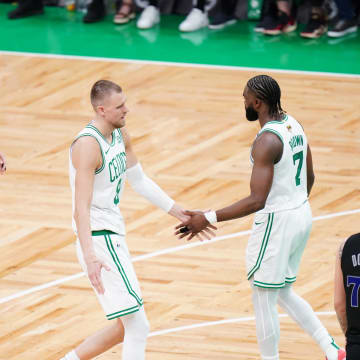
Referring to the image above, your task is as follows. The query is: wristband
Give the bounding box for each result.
[204,211,217,224]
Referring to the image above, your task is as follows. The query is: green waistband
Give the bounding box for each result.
[92,230,118,236]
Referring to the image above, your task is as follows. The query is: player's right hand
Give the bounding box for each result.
[85,257,111,295]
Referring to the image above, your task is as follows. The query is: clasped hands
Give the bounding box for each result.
[175,210,217,241]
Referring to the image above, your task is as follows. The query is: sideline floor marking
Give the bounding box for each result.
[1,50,360,78]
[1,208,359,305]
[148,311,336,337]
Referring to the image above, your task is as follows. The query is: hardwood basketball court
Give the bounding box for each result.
[0,53,359,359]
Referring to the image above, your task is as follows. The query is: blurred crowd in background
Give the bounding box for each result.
[2,0,360,39]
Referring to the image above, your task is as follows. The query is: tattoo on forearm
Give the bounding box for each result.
[339,241,345,259]
[336,313,348,335]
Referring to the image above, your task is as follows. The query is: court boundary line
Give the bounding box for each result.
[1,50,360,79]
[0,207,359,305]
[148,311,336,337]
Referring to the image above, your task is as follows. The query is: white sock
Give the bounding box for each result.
[62,350,80,360]
[313,329,339,360]
[278,285,339,360]
[252,285,280,360]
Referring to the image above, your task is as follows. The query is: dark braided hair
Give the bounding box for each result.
[246,75,285,119]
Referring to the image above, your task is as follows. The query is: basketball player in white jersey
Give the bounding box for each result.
[0,151,6,174]
[63,80,215,360]
[176,75,345,360]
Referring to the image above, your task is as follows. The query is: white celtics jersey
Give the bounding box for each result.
[69,123,127,235]
[252,114,308,213]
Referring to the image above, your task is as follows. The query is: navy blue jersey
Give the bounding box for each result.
[341,233,360,343]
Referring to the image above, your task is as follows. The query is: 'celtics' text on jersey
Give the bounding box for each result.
[69,124,127,235]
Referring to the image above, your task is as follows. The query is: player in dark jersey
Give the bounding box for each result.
[334,233,360,359]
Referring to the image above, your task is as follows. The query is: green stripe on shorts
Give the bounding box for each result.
[92,230,118,236]
[253,280,286,288]
[104,234,143,306]
[285,276,297,284]
[106,305,141,320]
[247,213,274,280]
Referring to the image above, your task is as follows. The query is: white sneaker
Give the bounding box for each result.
[137,5,160,29]
[179,8,209,32]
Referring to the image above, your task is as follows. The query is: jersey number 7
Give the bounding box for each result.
[292,151,303,186]
[347,275,360,308]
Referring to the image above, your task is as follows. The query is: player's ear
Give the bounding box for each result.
[254,98,261,109]
[96,105,105,116]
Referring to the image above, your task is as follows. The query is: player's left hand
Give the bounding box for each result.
[175,210,217,241]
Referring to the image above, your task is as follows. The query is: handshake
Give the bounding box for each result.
[174,209,218,241]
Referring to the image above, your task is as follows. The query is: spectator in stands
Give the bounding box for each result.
[113,0,135,24]
[7,0,43,19]
[255,0,297,35]
[254,0,277,33]
[300,0,328,38]
[137,0,209,32]
[328,0,358,37]
[6,0,103,22]
[82,0,105,22]
[209,0,237,29]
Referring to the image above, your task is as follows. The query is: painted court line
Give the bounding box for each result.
[1,50,360,79]
[0,207,359,305]
[148,311,336,337]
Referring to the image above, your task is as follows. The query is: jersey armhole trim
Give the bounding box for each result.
[258,128,284,144]
[264,114,288,125]
[74,133,105,174]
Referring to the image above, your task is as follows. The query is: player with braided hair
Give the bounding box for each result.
[177,75,345,360]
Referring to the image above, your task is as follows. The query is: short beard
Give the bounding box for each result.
[246,106,259,121]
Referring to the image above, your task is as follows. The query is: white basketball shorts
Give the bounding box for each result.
[246,201,312,288]
[76,230,143,320]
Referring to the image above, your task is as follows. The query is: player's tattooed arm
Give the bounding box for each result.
[336,310,348,336]
[339,241,345,259]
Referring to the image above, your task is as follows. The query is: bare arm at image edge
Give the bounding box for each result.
[334,241,347,335]
[306,144,315,196]
[0,152,6,174]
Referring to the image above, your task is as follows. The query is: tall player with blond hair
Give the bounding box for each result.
[63,79,215,360]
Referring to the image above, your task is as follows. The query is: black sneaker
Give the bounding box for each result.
[8,1,44,19]
[327,18,358,37]
[254,0,277,33]
[263,11,297,35]
[255,14,276,33]
[300,12,327,38]
[83,0,105,23]
[209,13,236,30]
